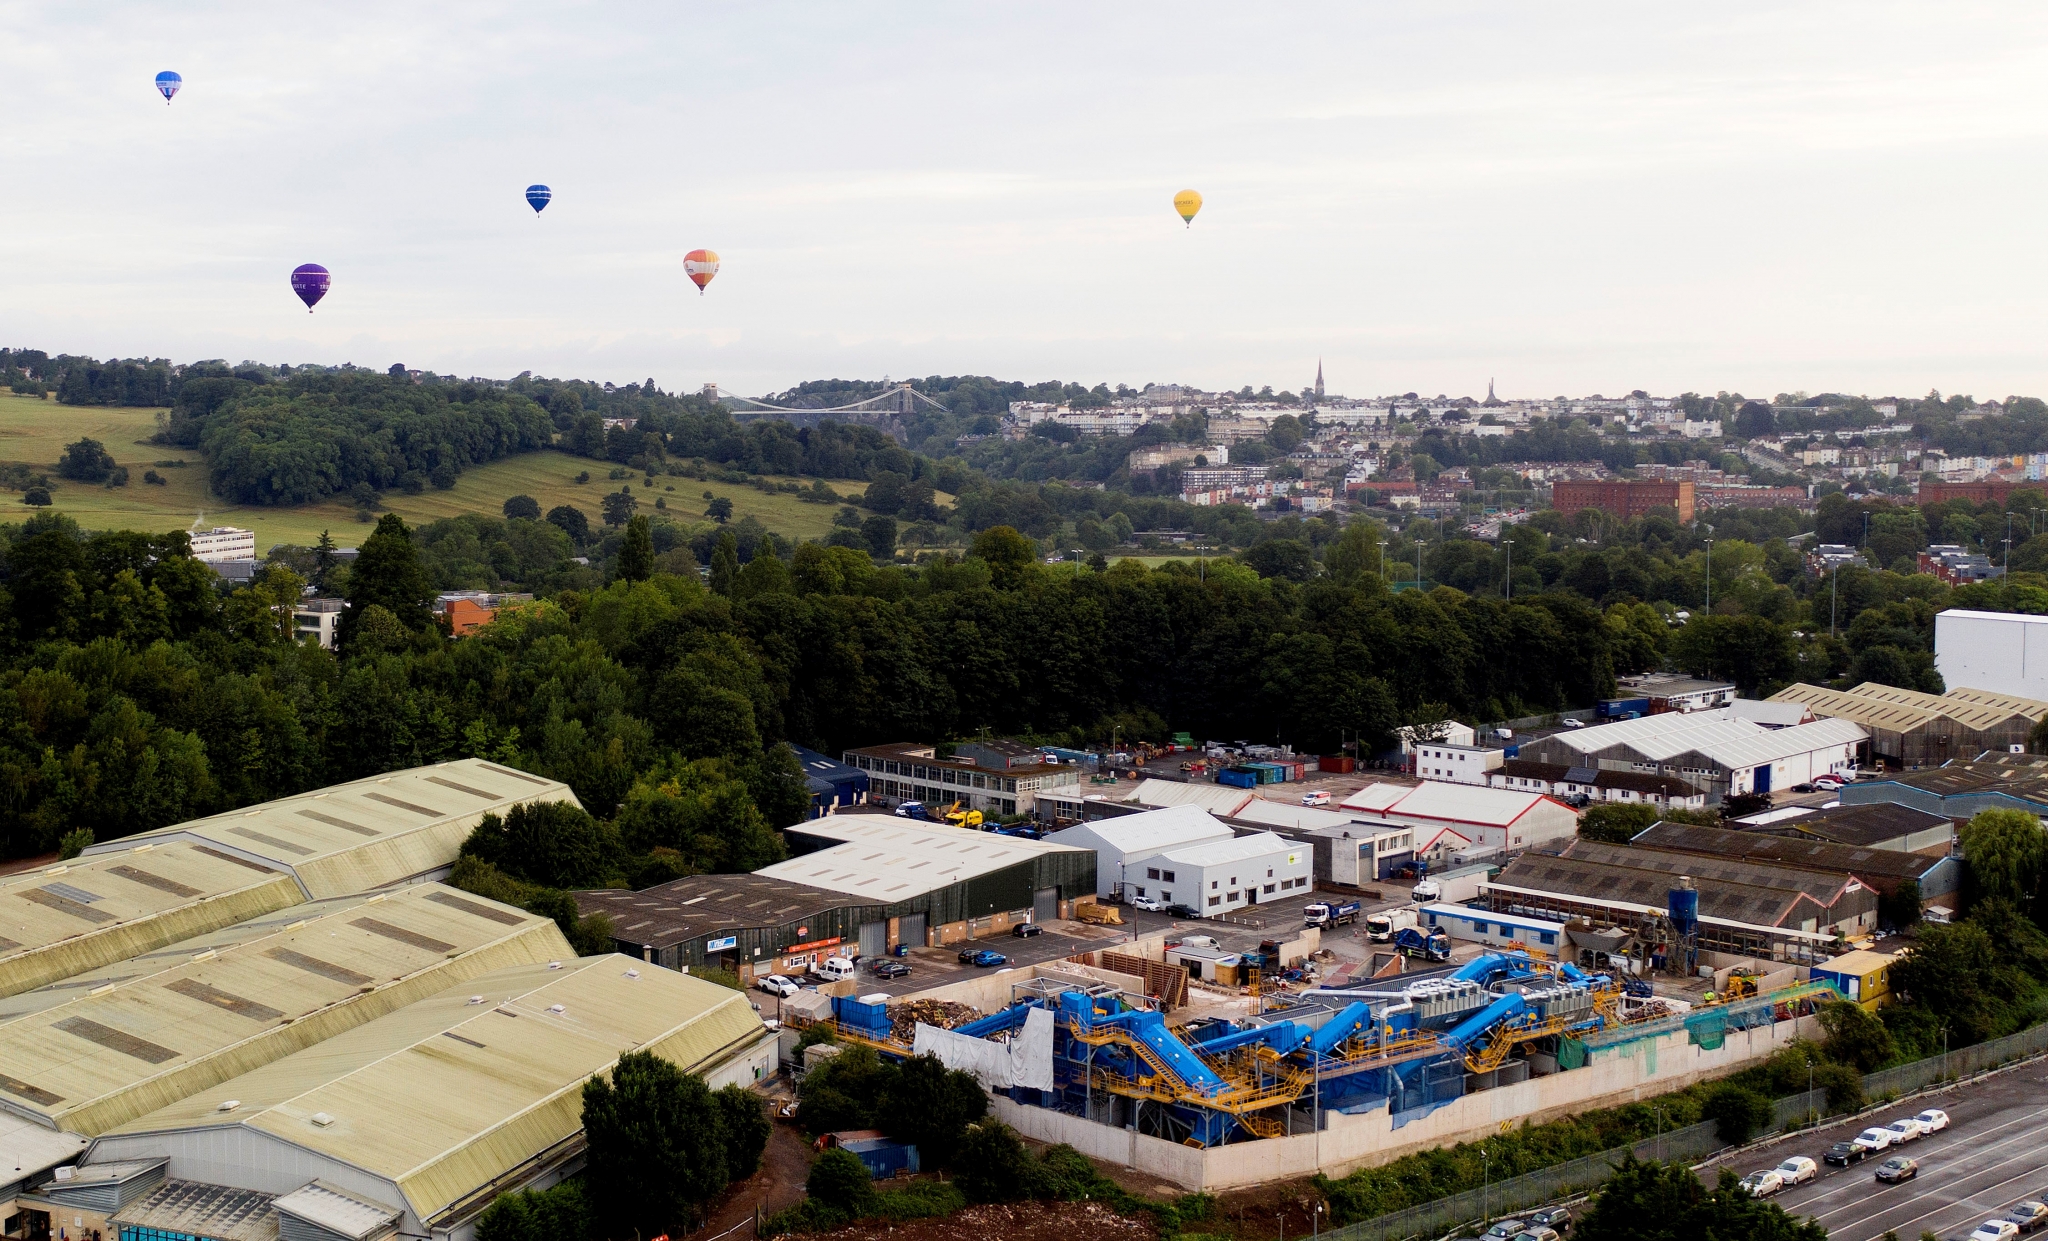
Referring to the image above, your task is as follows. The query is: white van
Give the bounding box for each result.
[817,957,858,982]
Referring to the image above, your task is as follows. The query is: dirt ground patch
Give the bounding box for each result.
[800,1200,1156,1241]
[691,1105,814,1238]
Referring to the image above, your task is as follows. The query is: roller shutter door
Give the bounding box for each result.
[899,913,926,947]
[859,920,888,958]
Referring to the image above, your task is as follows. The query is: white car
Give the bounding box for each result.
[1969,1222,2020,1241]
[1774,1156,1818,1186]
[1851,1127,1896,1154]
[1738,1170,1784,1198]
[754,974,798,997]
[1562,718,1586,729]
[1883,1117,1925,1144]
[1300,790,1332,806]
[1914,1108,1950,1133]
[1129,896,1168,912]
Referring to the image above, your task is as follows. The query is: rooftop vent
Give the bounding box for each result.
[623,969,640,979]
[547,1004,566,1015]
[217,1100,240,1112]
[311,1112,334,1126]
[468,995,485,1004]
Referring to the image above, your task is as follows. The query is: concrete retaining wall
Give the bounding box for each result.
[997,1012,1820,1191]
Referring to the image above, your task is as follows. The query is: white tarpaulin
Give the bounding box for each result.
[912,1007,1056,1091]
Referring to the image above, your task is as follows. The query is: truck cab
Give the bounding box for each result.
[1366,906,1418,943]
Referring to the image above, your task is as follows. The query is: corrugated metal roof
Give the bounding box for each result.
[1940,686,2048,718]
[92,760,580,900]
[1142,831,1300,868]
[1121,780,1256,816]
[111,1179,277,1241]
[1769,683,1945,731]
[0,843,303,1001]
[1562,839,1858,905]
[1048,805,1235,854]
[1341,781,1559,828]
[757,816,1087,900]
[1843,682,2027,731]
[1227,800,1361,832]
[0,883,568,1135]
[574,874,852,950]
[1633,821,1941,883]
[97,956,768,1229]
[1492,852,1813,928]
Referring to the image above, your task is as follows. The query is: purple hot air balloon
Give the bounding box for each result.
[290,264,330,313]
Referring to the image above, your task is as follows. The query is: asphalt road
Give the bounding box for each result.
[1711,1060,2048,1241]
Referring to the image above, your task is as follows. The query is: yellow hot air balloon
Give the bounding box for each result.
[1174,189,1203,228]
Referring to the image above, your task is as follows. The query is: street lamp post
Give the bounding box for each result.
[1704,538,1714,614]
[1481,1146,1491,1226]
[1377,541,1389,580]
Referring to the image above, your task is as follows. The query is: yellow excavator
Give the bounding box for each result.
[941,801,984,830]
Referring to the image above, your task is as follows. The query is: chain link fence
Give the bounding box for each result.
[1321,1022,2048,1241]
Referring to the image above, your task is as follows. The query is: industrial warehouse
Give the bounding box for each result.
[1768,681,2048,766]
[0,760,777,1241]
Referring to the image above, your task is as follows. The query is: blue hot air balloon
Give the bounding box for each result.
[156,71,182,105]
[526,185,551,214]
[290,264,330,313]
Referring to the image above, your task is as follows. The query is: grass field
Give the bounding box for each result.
[0,391,861,549]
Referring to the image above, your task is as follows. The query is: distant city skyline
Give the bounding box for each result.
[5,4,2047,399]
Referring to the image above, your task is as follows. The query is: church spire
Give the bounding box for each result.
[1314,358,1325,399]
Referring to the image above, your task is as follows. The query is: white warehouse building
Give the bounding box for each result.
[1124,831,1312,917]
[1513,709,1865,801]
[1339,781,1580,859]
[1044,805,1237,899]
[1936,608,2048,703]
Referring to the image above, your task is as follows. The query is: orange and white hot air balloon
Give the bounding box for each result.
[684,249,720,295]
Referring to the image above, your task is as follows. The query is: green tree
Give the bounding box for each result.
[617,514,654,583]
[546,504,590,544]
[601,488,638,526]
[1577,1157,1826,1241]
[57,437,116,482]
[1817,999,1895,1072]
[1701,1081,1772,1145]
[476,1181,587,1241]
[22,485,50,506]
[715,1084,771,1181]
[1578,802,1657,843]
[582,1051,736,1235]
[953,1121,1037,1203]
[882,1053,989,1165]
[805,1147,876,1215]
[970,525,1038,589]
[706,495,734,522]
[503,494,541,520]
[337,513,436,651]
[709,529,740,596]
[861,514,896,561]
[460,800,615,889]
[1959,808,2045,910]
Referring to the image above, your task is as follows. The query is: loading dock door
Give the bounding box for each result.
[899,912,926,947]
[859,920,887,958]
[1034,887,1058,923]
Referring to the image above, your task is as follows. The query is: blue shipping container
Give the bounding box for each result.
[832,996,891,1034]
[839,1137,922,1178]
[1218,768,1259,789]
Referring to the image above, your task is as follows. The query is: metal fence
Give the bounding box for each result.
[1322,1022,2048,1241]
[1321,1122,1724,1241]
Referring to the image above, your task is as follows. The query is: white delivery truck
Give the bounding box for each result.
[1367,906,1419,943]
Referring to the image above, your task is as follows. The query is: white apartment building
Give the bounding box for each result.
[1413,743,1506,785]
[187,525,256,562]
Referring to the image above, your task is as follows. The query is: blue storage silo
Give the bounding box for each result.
[1667,879,1698,938]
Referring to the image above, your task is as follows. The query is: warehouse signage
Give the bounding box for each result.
[783,936,843,953]
[705,935,738,952]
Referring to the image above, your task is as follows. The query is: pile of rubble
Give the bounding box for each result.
[887,998,978,1041]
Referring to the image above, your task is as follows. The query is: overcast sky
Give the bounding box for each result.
[4,3,2047,401]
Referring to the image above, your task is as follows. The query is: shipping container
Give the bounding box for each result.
[1218,767,1260,789]
[1248,762,1287,784]
[1318,755,1356,773]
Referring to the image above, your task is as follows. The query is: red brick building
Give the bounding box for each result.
[1551,479,1696,523]
[1918,481,2045,506]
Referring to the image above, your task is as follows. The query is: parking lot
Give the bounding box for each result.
[1706,1060,2048,1240]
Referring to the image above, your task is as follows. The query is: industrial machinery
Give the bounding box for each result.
[792,949,1673,1148]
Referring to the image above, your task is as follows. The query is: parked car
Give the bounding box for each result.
[964,949,1008,967]
[1011,922,1043,938]
[1850,1127,1896,1154]
[1301,790,1333,806]
[1813,773,1846,788]
[1774,1156,1818,1186]
[1510,1229,1560,1241]
[1130,896,1168,912]
[1874,1156,1918,1183]
[869,959,911,979]
[1524,1206,1571,1233]
[2008,1204,2048,1234]
[1823,1141,1867,1166]
[1738,1170,1784,1198]
[1789,782,1816,793]
[1968,1221,2020,1241]
[1562,718,1586,729]
[1915,1108,1951,1133]
[755,974,798,997]
[1166,904,1203,919]
[1476,1220,1525,1241]
[1883,1117,1926,1144]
